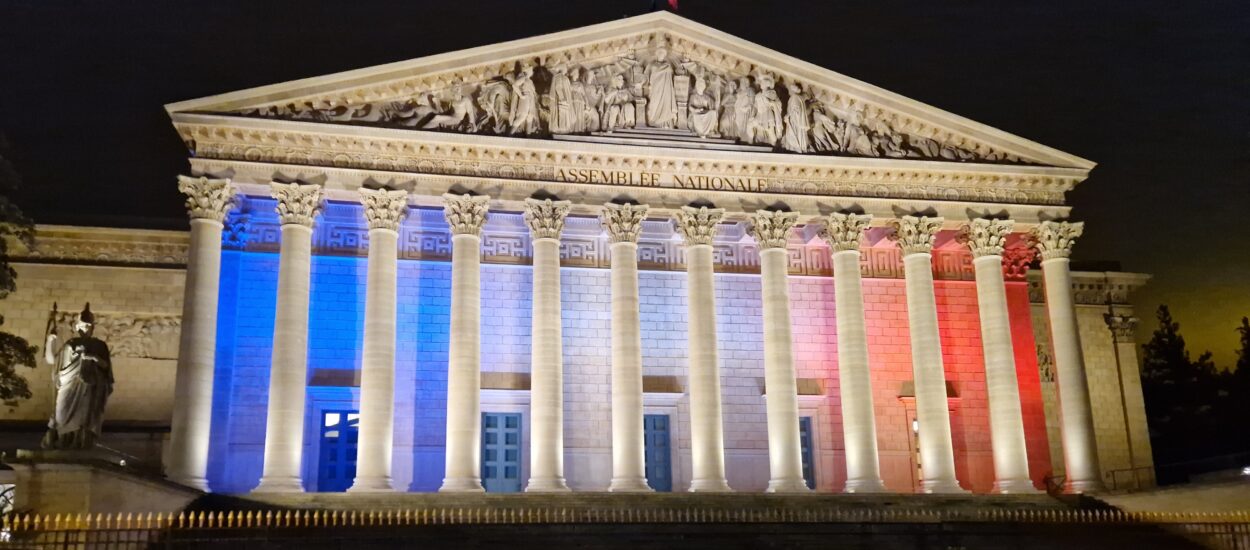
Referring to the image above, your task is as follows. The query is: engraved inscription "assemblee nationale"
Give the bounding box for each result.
[554,168,768,193]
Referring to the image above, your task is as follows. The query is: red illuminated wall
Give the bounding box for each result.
[792,276,1051,493]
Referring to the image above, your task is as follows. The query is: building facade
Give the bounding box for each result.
[2,12,1153,496]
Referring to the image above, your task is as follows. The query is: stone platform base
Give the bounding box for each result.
[4,448,202,515]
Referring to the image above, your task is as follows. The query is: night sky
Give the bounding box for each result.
[2,1,1247,364]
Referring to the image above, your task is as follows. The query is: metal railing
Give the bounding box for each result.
[2,508,1248,549]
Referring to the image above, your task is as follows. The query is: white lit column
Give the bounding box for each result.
[601,202,652,492]
[820,213,888,493]
[348,188,409,492]
[750,210,809,493]
[892,215,965,494]
[439,193,490,493]
[524,198,572,492]
[675,206,732,492]
[168,175,234,491]
[1035,221,1105,493]
[256,182,323,493]
[964,219,1037,493]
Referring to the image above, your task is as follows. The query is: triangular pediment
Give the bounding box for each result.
[166,12,1092,170]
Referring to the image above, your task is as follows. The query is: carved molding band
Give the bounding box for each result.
[359,188,410,232]
[1033,220,1083,261]
[177,176,235,222]
[600,202,649,244]
[442,193,491,236]
[270,182,324,227]
[890,215,943,256]
[522,198,572,240]
[674,206,724,246]
[748,210,798,250]
[10,226,189,267]
[819,212,872,253]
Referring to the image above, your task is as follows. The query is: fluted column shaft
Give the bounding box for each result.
[965,219,1037,493]
[751,210,808,493]
[257,182,323,493]
[1035,221,1104,493]
[524,198,572,492]
[822,213,887,493]
[440,194,490,493]
[168,176,234,490]
[602,203,651,492]
[349,188,408,492]
[894,216,964,494]
[676,206,732,492]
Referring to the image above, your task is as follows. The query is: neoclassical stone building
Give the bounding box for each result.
[2,12,1153,496]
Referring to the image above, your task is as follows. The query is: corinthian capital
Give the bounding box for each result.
[674,206,725,246]
[442,193,491,236]
[749,210,799,250]
[1033,220,1084,261]
[270,182,323,227]
[962,218,1014,258]
[177,175,234,222]
[819,212,872,252]
[523,198,572,240]
[1001,246,1037,280]
[1104,313,1139,343]
[600,202,649,244]
[359,188,409,232]
[889,215,943,256]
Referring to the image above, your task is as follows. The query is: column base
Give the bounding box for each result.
[525,477,571,492]
[920,478,968,494]
[254,476,304,493]
[766,478,812,493]
[992,478,1042,494]
[1063,478,1106,494]
[169,475,210,492]
[843,478,889,494]
[438,477,485,493]
[608,477,654,492]
[347,476,395,493]
[688,478,733,493]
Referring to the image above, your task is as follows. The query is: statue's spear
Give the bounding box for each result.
[44,302,57,341]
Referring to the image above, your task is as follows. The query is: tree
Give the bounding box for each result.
[1139,305,1225,466]
[0,135,37,408]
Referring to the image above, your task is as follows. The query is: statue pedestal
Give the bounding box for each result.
[4,448,202,515]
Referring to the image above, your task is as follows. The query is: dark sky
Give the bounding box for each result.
[2,0,1248,364]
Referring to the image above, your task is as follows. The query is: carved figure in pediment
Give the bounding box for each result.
[422,84,479,132]
[602,72,636,132]
[732,76,755,141]
[579,69,603,132]
[781,82,811,153]
[746,74,783,146]
[506,64,541,135]
[718,80,739,139]
[686,74,719,138]
[809,103,840,152]
[643,46,679,129]
[549,64,577,134]
[477,80,512,134]
[841,107,876,156]
[394,93,441,128]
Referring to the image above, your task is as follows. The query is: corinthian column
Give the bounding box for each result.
[348,188,408,492]
[749,210,809,493]
[601,202,652,492]
[439,193,490,493]
[1035,221,1105,493]
[820,213,887,493]
[256,182,322,493]
[892,215,965,494]
[524,198,573,492]
[168,175,234,491]
[963,219,1037,493]
[675,206,732,492]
